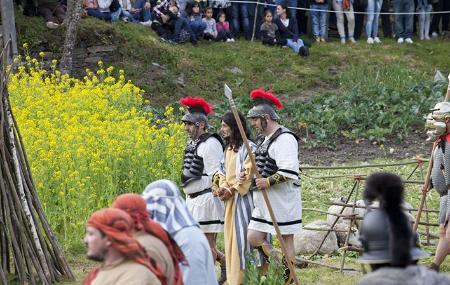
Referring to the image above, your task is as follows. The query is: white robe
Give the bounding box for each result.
[248,131,302,235]
[184,136,225,233]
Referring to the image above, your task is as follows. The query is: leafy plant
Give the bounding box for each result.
[284,65,447,148]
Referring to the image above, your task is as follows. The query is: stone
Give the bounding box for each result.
[87,45,117,54]
[294,220,338,255]
[228,67,243,75]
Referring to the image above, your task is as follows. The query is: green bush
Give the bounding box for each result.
[284,65,446,148]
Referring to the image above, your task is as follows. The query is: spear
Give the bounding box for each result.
[224,84,300,285]
[413,142,437,232]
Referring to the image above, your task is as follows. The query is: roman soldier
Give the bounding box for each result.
[425,101,450,272]
[245,88,302,283]
[179,97,226,283]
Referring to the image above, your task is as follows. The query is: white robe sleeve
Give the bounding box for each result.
[269,133,299,180]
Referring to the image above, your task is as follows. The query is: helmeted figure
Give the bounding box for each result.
[179,97,225,284]
[425,101,450,272]
[245,88,302,283]
[356,173,450,285]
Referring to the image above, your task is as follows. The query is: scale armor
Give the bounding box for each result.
[254,127,299,178]
[181,133,223,186]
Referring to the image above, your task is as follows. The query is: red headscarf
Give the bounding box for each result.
[83,208,166,285]
[112,193,187,285]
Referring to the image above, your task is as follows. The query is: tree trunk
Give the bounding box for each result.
[60,0,83,75]
[0,0,18,63]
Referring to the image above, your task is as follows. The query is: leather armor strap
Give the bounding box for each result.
[187,188,211,199]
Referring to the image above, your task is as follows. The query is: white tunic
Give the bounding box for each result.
[174,226,218,285]
[184,136,225,233]
[248,131,302,235]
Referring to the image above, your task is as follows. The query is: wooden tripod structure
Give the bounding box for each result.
[0,5,74,284]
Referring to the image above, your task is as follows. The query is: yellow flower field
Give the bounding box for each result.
[8,57,186,246]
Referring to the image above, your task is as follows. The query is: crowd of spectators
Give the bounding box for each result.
[15,0,450,54]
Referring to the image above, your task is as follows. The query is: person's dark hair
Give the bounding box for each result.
[217,11,226,21]
[278,4,289,18]
[263,9,272,19]
[222,111,251,152]
[205,6,213,13]
[185,0,200,16]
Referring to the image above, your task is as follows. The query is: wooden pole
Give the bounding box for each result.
[251,0,259,41]
[223,84,300,285]
[413,141,437,232]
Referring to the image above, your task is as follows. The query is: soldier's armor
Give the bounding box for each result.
[255,127,299,178]
[431,144,447,197]
[181,133,223,186]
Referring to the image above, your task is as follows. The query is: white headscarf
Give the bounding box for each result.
[142,179,198,235]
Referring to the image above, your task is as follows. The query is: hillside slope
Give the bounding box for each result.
[15,11,450,162]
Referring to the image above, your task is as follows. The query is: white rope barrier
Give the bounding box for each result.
[225,0,450,16]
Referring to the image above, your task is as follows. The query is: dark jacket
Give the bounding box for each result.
[274,17,299,42]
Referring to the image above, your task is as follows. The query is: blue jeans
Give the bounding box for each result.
[87,8,112,21]
[276,0,297,18]
[189,19,207,38]
[310,4,328,37]
[174,17,196,41]
[394,0,414,38]
[366,0,383,38]
[286,38,304,53]
[121,10,138,22]
[131,0,152,22]
[231,2,252,39]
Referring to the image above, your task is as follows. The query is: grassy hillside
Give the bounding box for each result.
[15,11,450,147]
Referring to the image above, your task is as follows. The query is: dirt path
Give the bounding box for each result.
[301,132,430,165]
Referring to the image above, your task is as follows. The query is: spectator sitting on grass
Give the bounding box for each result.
[84,0,121,21]
[202,7,218,40]
[274,4,309,57]
[37,0,66,29]
[260,10,281,46]
[119,0,153,25]
[185,1,207,40]
[216,11,234,41]
[152,2,199,45]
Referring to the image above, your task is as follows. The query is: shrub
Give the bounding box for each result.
[8,55,186,247]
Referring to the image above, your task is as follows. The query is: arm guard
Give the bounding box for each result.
[267,173,288,186]
[212,172,221,188]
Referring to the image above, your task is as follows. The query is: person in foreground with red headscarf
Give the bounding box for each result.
[112,193,186,285]
[83,208,164,285]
